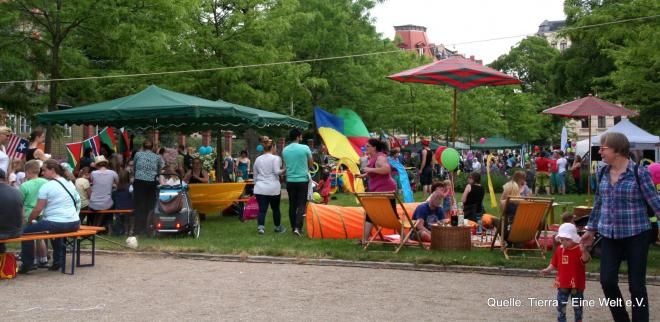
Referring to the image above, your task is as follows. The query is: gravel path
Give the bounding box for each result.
[1,254,657,321]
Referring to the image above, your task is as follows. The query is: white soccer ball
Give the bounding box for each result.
[125,236,138,249]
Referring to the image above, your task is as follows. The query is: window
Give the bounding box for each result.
[417,47,424,56]
[560,41,567,52]
[551,41,557,48]
[19,116,31,134]
[581,118,589,129]
[63,124,72,137]
[614,116,621,124]
[7,114,16,133]
[598,116,606,128]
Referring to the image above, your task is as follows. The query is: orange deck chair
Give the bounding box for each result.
[355,192,424,253]
[491,196,553,259]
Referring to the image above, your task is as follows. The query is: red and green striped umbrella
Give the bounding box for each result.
[387,55,521,90]
[541,94,638,117]
[386,55,521,146]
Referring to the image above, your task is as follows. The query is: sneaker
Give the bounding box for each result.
[18,265,35,274]
[293,229,302,236]
[258,228,265,235]
[274,226,286,234]
[37,261,50,269]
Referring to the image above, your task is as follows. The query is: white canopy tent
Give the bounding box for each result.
[575,119,660,161]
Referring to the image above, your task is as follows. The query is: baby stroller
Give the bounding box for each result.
[146,173,201,238]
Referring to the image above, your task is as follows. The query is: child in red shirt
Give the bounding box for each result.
[541,223,591,322]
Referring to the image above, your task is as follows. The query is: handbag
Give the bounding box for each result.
[158,193,184,215]
[307,172,317,202]
[242,196,259,221]
[0,253,17,280]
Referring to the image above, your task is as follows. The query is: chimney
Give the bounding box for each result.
[470,55,475,61]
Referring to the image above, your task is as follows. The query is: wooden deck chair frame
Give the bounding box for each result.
[355,192,424,253]
[490,196,553,259]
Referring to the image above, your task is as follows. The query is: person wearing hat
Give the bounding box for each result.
[540,223,591,322]
[88,155,118,227]
[0,126,12,174]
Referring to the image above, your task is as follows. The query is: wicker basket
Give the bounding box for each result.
[431,225,472,251]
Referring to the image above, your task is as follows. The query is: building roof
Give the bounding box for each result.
[394,25,432,57]
[537,20,566,35]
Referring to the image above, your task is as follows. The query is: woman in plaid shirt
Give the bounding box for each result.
[582,132,660,322]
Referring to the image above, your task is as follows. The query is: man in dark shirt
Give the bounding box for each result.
[0,169,24,253]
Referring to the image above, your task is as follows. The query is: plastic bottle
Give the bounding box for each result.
[450,202,458,227]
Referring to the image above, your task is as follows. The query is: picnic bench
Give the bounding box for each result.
[0,226,104,275]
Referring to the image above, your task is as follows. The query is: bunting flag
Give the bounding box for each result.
[314,107,360,163]
[65,142,84,168]
[98,127,117,152]
[83,135,102,156]
[6,134,29,159]
[388,157,413,202]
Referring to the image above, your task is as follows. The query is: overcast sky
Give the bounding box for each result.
[370,0,566,64]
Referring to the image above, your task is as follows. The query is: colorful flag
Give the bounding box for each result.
[314,107,360,163]
[65,141,83,168]
[118,129,131,158]
[6,134,29,159]
[83,135,101,156]
[98,127,117,152]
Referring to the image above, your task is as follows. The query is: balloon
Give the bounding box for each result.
[479,137,486,144]
[206,146,213,154]
[256,144,264,153]
[312,192,322,203]
[524,154,530,161]
[440,148,460,171]
[648,163,660,185]
[566,147,573,153]
[434,146,447,166]
[534,145,541,152]
[198,146,205,154]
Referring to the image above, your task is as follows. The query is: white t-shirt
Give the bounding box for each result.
[557,157,568,174]
[253,153,283,196]
[472,160,482,171]
[0,146,8,174]
[38,177,81,223]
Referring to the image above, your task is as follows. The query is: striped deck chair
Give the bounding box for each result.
[355,192,423,253]
[491,196,553,259]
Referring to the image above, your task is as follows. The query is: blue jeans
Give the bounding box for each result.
[600,230,651,322]
[256,194,281,228]
[557,172,566,189]
[557,288,584,322]
[21,220,80,268]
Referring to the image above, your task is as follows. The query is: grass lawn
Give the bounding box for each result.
[92,191,660,275]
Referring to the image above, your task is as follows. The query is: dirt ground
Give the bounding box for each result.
[1,254,658,321]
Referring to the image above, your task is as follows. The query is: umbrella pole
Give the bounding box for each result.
[452,89,457,148]
[587,116,591,206]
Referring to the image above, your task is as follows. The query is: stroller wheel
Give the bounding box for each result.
[146,210,159,238]
[190,212,201,239]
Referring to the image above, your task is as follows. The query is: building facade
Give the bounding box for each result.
[536,20,571,52]
[393,25,457,61]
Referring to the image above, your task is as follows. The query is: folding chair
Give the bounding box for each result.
[490,196,553,259]
[355,192,423,253]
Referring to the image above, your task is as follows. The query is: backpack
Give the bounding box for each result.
[0,253,17,279]
[596,163,658,244]
[242,196,259,221]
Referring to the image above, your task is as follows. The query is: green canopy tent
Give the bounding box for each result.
[36,85,308,131]
[404,140,471,151]
[470,137,521,150]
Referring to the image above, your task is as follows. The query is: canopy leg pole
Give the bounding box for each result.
[452,89,457,148]
[587,116,592,206]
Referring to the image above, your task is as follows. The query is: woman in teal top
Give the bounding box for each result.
[237,150,250,180]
